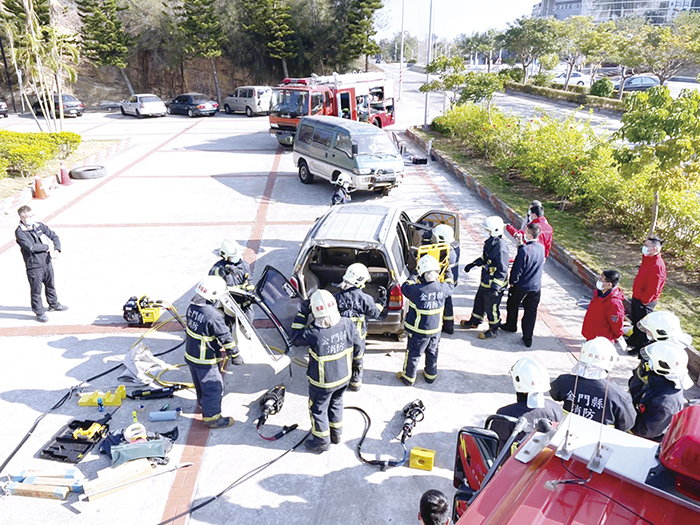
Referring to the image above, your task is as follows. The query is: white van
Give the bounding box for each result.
[223,86,272,116]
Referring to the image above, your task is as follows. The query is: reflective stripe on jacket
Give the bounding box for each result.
[401,275,454,336]
[335,287,382,339]
[473,236,509,290]
[184,302,237,365]
[299,318,362,389]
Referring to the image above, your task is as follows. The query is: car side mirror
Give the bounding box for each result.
[351,143,358,156]
[453,426,500,491]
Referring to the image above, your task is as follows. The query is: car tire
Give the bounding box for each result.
[224,104,232,114]
[120,106,127,116]
[245,106,253,117]
[188,109,195,118]
[136,110,143,119]
[167,106,172,115]
[372,118,382,128]
[70,165,107,180]
[298,160,314,184]
[577,81,584,86]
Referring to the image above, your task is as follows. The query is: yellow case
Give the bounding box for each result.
[409,446,435,471]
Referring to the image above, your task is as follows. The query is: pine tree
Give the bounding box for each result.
[337,0,382,72]
[76,0,134,94]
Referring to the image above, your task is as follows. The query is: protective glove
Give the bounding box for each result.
[227,349,244,366]
[464,262,476,274]
[376,286,388,307]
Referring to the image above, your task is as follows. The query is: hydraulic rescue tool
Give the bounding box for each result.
[255,385,298,441]
[128,385,186,400]
[123,296,164,326]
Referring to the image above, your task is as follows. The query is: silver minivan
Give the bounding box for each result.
[223,86,272,116]
[293,116,404,196]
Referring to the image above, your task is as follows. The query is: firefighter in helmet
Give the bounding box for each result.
[431,224,460,334]
[331,173,353,206]
[209,239,254,311]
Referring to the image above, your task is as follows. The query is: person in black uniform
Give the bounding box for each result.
[630,341,690,441]
[550,337,636,431]
[15,205,68,322]
[500,223,546,348]
[330,173,352,206]
[209,239,253,311]
[295,289,362,453]
[461,216,509,339]
[491,357,562,451]
[397,255,454,386]
[185,275,243,429]
[430,224,460,335]
[334,263,386,391]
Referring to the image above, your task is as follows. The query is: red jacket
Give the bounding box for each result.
[633,254,666,304]
[506,216,553,258]
[582,286,626,341]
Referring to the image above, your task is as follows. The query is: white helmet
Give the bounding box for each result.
[510,358,550,394]
[417,254,441,276]
[196,275,228,302]
[220,239,242,264]
[638,311,684,342]
[336,173,352,188]
[579,337,617,372]
[482,216,504,237]
[310,289,341,327]
[645,341,689,377]
[343,263,370,288]
[432,224,455,244]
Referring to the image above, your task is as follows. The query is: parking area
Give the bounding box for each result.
[0,109,691,524]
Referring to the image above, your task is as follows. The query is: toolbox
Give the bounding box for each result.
[39,418,110,463]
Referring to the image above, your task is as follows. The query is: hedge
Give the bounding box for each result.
[505,81,625,112]
[0,130,82,178]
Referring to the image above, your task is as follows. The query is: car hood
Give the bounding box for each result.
[355,154,404,173]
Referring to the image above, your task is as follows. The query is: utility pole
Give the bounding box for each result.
[0,36,17,113]
[399,0,405,100]
[423,0,434,130]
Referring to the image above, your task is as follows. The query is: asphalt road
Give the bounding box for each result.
[0,96,694,524]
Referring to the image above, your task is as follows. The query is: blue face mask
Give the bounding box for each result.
[24,218,36,226]
[642,246,650,256]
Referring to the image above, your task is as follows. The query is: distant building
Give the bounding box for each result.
[532,0,694,23]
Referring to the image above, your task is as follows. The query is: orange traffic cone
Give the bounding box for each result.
[59,162,72,186]
[34,175,48,199]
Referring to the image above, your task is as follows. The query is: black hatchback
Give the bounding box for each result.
[166,93,219,117]
[33,94,85,117]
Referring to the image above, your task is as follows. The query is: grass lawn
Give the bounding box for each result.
[0,139,120,200]
[414,129,700,344]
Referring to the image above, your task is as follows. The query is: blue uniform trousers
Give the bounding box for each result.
[308,384,347,446]
[400,332,440,384]
[187,361,224,422]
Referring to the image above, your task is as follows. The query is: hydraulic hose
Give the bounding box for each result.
[346,406,410,471]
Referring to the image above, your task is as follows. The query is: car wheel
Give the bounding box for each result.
[224,104,232,114]
[577,81,584,86]
[298,160,314,184]
[70,165,107,180]
[120,106,126,116]
[77,112,83,117]
[188,109,195,118]
[166,106,172,114]
[245,106,253,117]
[136,110,143,119]
[372,118,382,128]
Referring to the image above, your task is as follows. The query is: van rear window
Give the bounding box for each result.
[298,124,314,144]
[312,128,333,148]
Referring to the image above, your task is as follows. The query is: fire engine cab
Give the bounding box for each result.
[453,406,700,523]
[269,72,396,146]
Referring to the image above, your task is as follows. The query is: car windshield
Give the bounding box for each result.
[355,133,398,156]
[141,96,161,103]
[271,89,309,117]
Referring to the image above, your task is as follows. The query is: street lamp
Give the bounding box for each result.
[399,0,405,100]
[423,0,434,130]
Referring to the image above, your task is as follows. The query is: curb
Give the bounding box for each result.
[405,126,700,381]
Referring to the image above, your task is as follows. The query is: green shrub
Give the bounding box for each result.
[590,77,614,98]
[567,84,589,95]
[47,131,82,160]
[504,82,624,112]
[498,68,523,83]
[0,130,60,177]
[431,115,450,134]
[531,72,554,87]
[407,58,417,65]
[0,155,8,180]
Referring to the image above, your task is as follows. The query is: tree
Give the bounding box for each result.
[420,55,467,108]
[615,86,700,235]
[76,0,134,95]
[458,71,504,116]
[610,17,647,100]
[581,19,616,84]
[338,0,383,72]
[174,0,225,104]
[502,16,556,83]
[472,29,503,73]
[553,16,595,90]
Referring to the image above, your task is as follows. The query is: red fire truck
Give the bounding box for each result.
[269,72,396,146]
[452,406,700,523]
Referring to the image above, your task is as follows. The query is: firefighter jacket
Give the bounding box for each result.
[449,241,460,283]
[15,222,61,269]
[291,299,312,344]
[493,394,563,450]
[506,216,553,258]
[550,374,636,431]
[209,259,252,288]
[335,287,382,339]
[472,236,509,291]
[401,274,454,336]
[581,286,626,341]
[630,372,685,441]
[184,301,238,366]
[509,240,545,292]
[632,254,666,305]
[298,317,362,390]
[331,186,351,206]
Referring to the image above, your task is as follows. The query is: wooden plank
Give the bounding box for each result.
[83,459,153,501]
[23,476,84,493]
[7,482,69,500]
[10,467,83,482]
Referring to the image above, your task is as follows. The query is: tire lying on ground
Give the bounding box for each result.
[70,165,107,180]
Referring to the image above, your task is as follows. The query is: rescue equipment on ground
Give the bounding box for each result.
[128,385,187,400]
[255,384,299,441]
[39,409,119,464]
[123,295,164,326]
[78,385,126,407]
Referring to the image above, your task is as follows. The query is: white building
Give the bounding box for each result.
[532,0,695,23]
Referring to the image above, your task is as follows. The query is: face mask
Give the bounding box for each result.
[23,218,36,226]
[596,280,605,291]
[642,246,650,256]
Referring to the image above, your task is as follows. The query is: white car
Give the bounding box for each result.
[223,86,272,117]
[120,94,167,118]
[552,71,591,87]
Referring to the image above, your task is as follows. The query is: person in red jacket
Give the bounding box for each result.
[505,202,553,258]
[582,270,626,344]
[627,236,667,351]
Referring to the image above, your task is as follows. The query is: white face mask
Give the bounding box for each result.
[23,217,36,226]
[642,246,650,256]
[596,280,605,291]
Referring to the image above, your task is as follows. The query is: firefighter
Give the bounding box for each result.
[185,275,243,428]
[431,224,460,335]
[296,290,362,453]
[630,341,691,441]
[331,173,353,206]
[491,358,563,451]
[335,263,387,391]
[209,239,253,310]
[460,216,509,339]
[397,255,454,386]
[550,337,636,431]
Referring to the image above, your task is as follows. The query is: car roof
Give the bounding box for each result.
[134,93,161,97]
[312,203,401,243]
[300,115,385,135]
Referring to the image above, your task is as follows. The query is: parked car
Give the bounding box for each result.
[223,86,272,116]
[166,93,218,117]
[613,75,660,92]
[289,203,459,337]
[0,97,8,117]
[120,94,167,118]
[32,94,84,117]
[551,71,591,87]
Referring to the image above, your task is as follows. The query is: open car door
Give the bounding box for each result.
[410,210,460,247]
[253,265,302,353]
